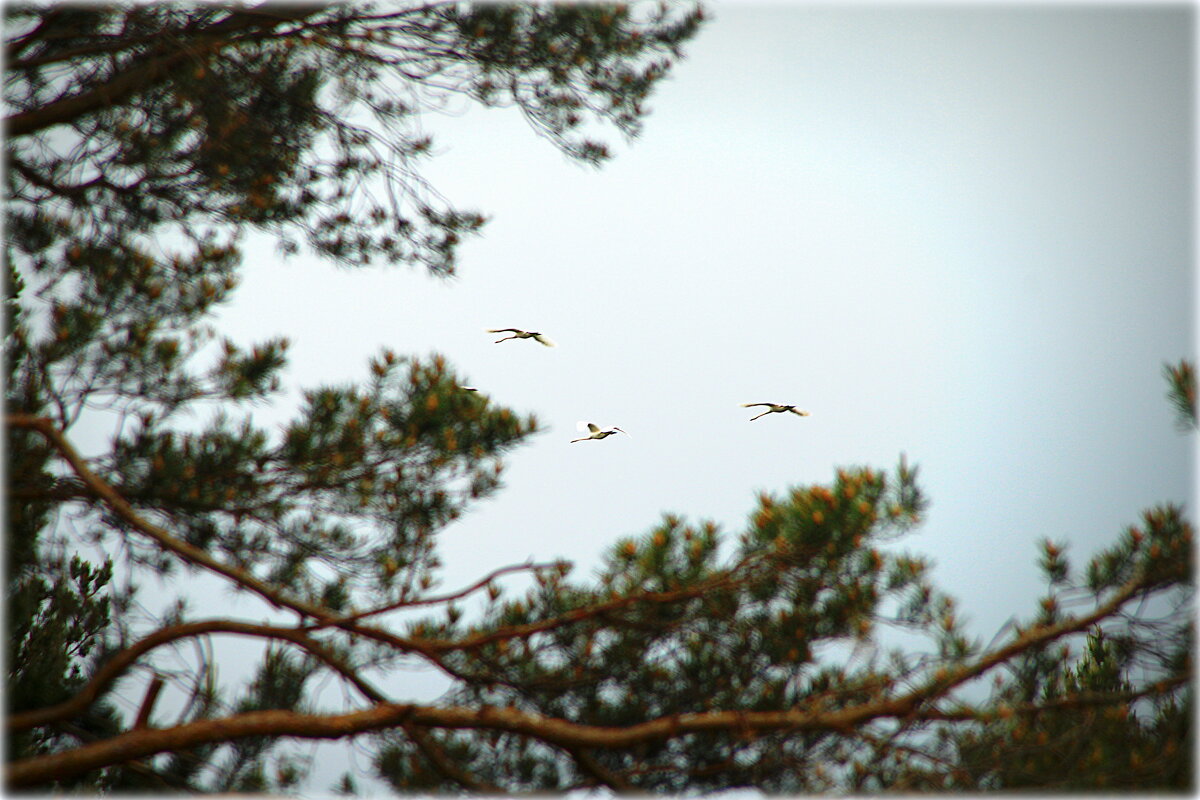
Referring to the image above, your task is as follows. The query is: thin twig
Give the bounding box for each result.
[312,559,567,627]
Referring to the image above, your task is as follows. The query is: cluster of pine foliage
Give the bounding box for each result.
[5,3,1192,793]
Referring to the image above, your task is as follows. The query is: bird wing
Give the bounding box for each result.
[587,423,601,433]
[533,334,555,347]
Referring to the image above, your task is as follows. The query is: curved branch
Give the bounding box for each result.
[10,700,854,789]
[319,558,569,627]
[8,618,387,734]
[3,7,66,64]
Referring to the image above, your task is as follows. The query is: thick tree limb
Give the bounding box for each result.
[52,720,200,793]
[11,700,889,788]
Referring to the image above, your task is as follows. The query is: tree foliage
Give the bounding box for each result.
[1165,359,1197,431]
[5,2,1192,794]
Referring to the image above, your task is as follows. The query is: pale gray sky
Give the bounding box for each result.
[145,2,1195,790]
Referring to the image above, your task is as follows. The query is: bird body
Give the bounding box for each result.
[741,402,810,421]
[487,328,555,347]
[571,421,628,443]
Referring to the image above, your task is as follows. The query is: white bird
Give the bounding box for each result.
[487,328,555,347]
[571,421,628,443]
[741,402,811,421]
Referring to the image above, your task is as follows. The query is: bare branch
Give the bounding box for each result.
[133,675,165,730]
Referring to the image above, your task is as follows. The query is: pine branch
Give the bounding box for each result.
[1163,359,1196,431]
[919,673,1190,723]
[892,559,1177,716]
[373,559,753,654]
[10,558,1178,790]
[5,7,322,137]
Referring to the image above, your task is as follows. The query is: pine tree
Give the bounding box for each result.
[5,3,1191,794]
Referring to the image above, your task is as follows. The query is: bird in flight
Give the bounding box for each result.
[741,403,811,421]
[487,328,555,347]
[571,421,629,443]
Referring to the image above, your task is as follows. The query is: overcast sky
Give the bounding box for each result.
[161,2,1195,790]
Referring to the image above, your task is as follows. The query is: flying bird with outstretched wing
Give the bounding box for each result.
[487,328,555,347]
[741,403,811,421]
